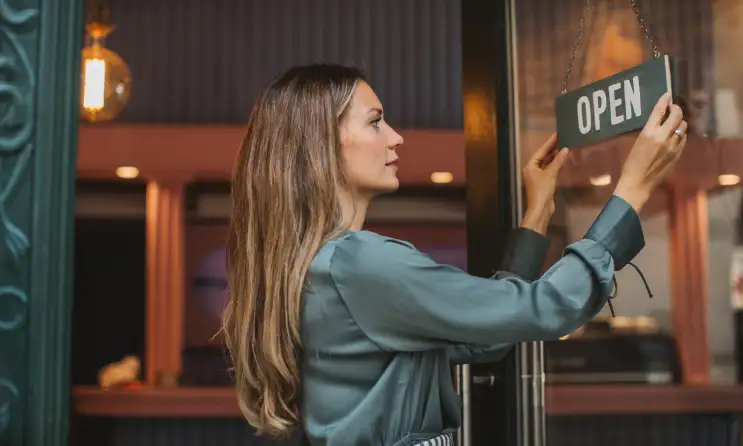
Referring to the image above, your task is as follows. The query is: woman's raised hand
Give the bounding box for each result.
[614,92,687,212]
[521,133,570,235]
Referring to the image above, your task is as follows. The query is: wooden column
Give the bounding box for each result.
[669,186,711,384]
[145,181,186,386]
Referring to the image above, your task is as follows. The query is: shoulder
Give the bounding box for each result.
[329,231,423,282]
[337,230,416,254]
[333,230,418,262]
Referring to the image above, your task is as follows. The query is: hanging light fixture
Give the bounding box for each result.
[80,0,131,123]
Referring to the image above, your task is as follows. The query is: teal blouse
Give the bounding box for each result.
[300,195,645,446]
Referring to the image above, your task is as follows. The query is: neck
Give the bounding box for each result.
[338,189,371,231]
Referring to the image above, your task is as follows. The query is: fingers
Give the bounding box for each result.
[529,133,558,164]
[674,125,688,156]
[677,134,688,156]
[660,104,684,137]
[646,92,672,128]
[670,120,688,146]
[547,148,570,174]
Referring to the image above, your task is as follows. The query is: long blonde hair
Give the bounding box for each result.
[223,64,364,438]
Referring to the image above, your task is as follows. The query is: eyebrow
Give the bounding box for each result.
[368,107,383,116]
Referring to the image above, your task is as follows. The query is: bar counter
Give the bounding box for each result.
[72,384,743,418]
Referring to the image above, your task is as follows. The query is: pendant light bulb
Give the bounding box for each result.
[80,22,131,122]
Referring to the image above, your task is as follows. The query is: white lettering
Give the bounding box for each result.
[592,90,607,131]
[573,75,643,135]
[577,96,591,135]
[624,76,641,119]
[608,82,624,125]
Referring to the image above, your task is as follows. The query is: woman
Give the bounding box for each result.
[223,64,687,446]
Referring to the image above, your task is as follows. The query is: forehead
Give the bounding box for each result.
[349,81,382,112]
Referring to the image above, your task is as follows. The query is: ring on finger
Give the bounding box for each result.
[673,128,685,138]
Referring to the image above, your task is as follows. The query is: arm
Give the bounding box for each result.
[491,227,551,280]
[449,227,551,363]
[330,195,644,352]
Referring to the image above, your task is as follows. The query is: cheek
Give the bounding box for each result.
[361,140,389,173]
[344,134,387,173]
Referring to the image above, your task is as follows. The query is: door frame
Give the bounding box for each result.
[460,0,546,444]
[0,1,83,445]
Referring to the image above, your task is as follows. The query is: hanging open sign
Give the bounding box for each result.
[555,0,684,149]
[556,55,679,149]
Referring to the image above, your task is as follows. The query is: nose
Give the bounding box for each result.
[388,128,404,149]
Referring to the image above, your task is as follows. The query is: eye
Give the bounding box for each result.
[371,118,381,130]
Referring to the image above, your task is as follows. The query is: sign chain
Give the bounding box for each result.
[562,0,662,94]
[628,0,661,60]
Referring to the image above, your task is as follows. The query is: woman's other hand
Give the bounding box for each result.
[614,92,687,212]
[521,133,570,235]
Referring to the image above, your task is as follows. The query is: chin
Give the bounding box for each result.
[363,179,400,197]
[379,177,400,193]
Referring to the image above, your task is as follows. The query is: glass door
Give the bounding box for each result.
[506,0,729,445]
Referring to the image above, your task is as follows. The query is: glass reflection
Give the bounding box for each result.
[514,0,721,387]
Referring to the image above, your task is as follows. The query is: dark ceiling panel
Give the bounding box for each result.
[104,0,463,127]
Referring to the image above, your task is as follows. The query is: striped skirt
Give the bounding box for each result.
[413,432,454,446]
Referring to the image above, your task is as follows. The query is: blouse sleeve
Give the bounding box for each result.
[448,227,551,363]
[330,195,644,352]
[492,227,552,280]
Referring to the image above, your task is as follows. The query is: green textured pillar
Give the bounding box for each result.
[0,0,83,445]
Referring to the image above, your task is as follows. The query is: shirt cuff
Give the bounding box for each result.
[498,227,551,281]
[584,195,645,270]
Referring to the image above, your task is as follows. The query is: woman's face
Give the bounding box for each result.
[340,81,404,197]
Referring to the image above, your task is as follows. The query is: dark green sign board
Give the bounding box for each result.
[556,55,678,149]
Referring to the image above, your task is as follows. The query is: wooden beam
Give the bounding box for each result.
[669,187,711,384]
[145,181,186,386]
[76,125,743,189]
[76,125,466,186]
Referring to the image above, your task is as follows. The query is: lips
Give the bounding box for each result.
[385,159,398,166]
